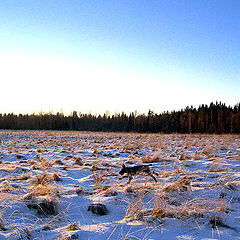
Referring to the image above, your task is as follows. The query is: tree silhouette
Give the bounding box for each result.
[0,102,239,133]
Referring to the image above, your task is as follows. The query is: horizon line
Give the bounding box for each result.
[1,101,239,117]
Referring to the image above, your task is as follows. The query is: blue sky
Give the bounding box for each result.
[0,0,239,114]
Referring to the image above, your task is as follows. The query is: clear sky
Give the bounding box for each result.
[0,0,239,115]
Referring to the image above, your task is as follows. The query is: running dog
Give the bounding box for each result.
[119,163,158,183]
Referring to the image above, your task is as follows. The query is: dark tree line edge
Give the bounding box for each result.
[0,102,240,133]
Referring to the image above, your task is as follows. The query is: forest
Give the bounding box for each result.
[0,102,239,133]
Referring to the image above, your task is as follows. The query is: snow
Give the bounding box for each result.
[0,131,240,239]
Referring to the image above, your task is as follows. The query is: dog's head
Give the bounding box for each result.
[119,163,126,175]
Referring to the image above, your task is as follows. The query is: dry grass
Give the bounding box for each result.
[93,172,105,183]
[11,173,31,181]
[151,151,163,162]
[52,173,62,182]
[57,233,79,240]
[163,176,192,192]
[151,197,166,219]
[65,222,80,231]
[39,157,53,169]
[0,166,17,172]
[29,184,60,197]
[208,159,227,172]
[31,173,61,185]
[224,181,240,191]
[125,193,149,221]
[178,152,185,160]
[141,154,156,163]
[36,145,42,153]
[31,173,53,185]
[0,132,239,238]
[54,159,64,165]
[172,165,184,174]
[152,197,231,221]
[102,187,118,197]
[0,180,19,193]
[201,145,213,155]
[37,197,58,215]
[27,195,59,216]
[74,156,84,165]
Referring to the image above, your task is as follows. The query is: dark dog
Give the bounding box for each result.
[119,163,158,183]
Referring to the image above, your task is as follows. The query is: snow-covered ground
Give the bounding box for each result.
[0,131,240,240]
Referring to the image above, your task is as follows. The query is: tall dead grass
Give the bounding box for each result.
[31,173,61,185]
[163,176,192,192]
[125,192,150,221]
[152,197,231,221]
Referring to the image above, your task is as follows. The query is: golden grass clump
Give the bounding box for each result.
[0,166,16,172]
[123,185,143,197]
[90,159,103,171]
[125,193,149,221]
[201,145,213,155]
[161,171,170,178]
[219,144,228,150]
[54,159,64,165]
[27,159,37,165]
[102,187,118,197]
[30,184,60,197]
[52,173,62,182]
[92,148,100,156]
[0,180,17,193]
[141,154,154,163]
[168,152,177,158]
[152,197,231,221]
[11,173,31,181]
[151,151,163,162]
[172,165,184,174]
[163,176,192,192]
[39,157,53,169]
[31,173,61,186]
[64,155,73,160]
[208,159,227,172]
[151,198,167,219]
[36,146,42,153]
[74,157,84,165]
[93,172,105,183]
[178,152,186,160]
[192,151,202,160]
[31,173,52,185]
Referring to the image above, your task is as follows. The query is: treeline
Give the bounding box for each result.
[0,102,240,133]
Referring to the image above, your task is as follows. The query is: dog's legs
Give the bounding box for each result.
[150,173,157,182]
[127,176,133,184]
[144,169,158,182]
[152,171,159,176]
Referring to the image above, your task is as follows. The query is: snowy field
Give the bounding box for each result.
[0,131,240,240]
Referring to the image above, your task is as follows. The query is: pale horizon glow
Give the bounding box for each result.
[0,1,239,115]
[1,53,237,115]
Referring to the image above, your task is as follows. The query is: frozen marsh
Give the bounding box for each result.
[0,131,240,239]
